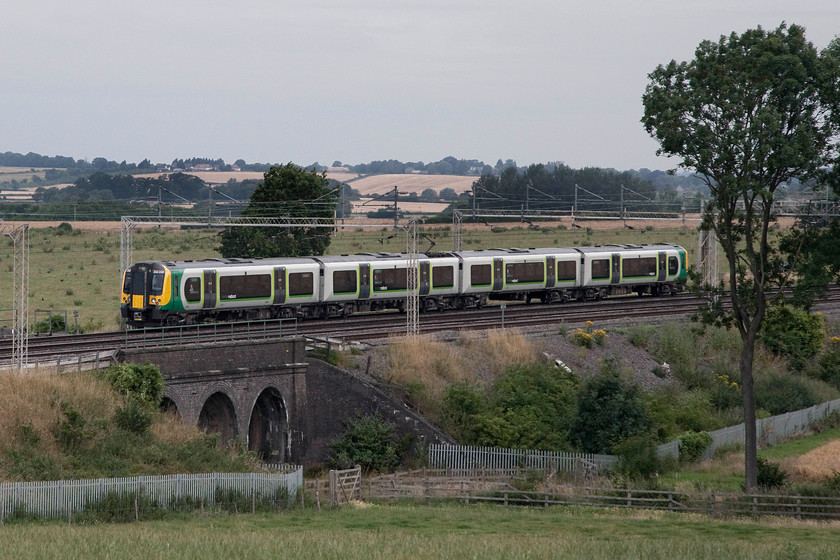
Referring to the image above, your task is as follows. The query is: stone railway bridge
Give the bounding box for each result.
[120,337,451,465]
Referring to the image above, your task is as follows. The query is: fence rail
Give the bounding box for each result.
[363,474,840,520]
[0,469,302,521]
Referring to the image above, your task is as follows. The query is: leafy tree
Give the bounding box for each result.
[471,364,579,450]
[759,305,825,370]
[642,23,840,490]
[219,163,336,258]
[569,360,652,454]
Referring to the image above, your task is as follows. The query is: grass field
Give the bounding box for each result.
[0,222,702,333]
[1,502,838,559]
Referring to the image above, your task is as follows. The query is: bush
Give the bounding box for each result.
[756,457,788,490]
[439,382,488,443]
[101,362,164,409]
[469,363,579,450]
[754,372,818,415]
[33,314,66,334]
[678,431,713,463]
[114,399,154,434]
[570,359,652,454]
[327,414,405,473]
[613,436,664,480]
[759,306,825,370]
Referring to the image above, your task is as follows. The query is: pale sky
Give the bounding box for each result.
[2,1,838,171]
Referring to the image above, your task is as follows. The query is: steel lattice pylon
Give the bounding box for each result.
[1,223,29,371]
[405,220,419,335]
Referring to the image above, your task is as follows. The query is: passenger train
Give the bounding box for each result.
[120,243,688,328]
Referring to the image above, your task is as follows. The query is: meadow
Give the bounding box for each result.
[1,502,839,559]
[0,221,701,333]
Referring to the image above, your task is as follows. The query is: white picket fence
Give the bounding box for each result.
[0,469,302,520]
[428,444,618,473]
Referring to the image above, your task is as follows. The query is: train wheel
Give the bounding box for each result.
[164,314,180,327]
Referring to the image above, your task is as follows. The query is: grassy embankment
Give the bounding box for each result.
[0,368,260,481]
[1,502,839,559]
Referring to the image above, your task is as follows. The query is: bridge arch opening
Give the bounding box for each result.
[160,397,180,419]
[248,387,288,463]
[198,392,238,444]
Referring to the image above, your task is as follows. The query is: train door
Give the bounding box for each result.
[130,265,147,310]
[545,256,556,288]
[273,267,286,304]
[419,260,430,296]
[611,254,621,285]
[493,258,504,291]
[657,252,667,281]
[203,270,217,309]
[359,263,371,299]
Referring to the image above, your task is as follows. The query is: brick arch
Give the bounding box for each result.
[198,390,239,445]
[247,385,290,464]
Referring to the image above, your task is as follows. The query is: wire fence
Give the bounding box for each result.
[0,469,302,523]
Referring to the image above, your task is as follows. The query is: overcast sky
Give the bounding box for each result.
[2,1,838,172]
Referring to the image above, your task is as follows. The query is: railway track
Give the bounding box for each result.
[3,287,840,366]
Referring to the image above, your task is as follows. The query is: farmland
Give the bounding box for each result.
[1,502,838,559]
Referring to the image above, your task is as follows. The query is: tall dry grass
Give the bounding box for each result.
[0,368,120,472]
[783,440,840,482]
[459,328,541,378]
[383,334,471,402]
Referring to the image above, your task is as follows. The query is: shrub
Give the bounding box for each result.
[627,324,655,348]
[754,372,818,415]
[759,306,825,370]
[114,399,154,434]
[101,362,164,409]
[613,436,664,480]
[652,322,702,388]
[472,363,579,450]
[33,314,66,334]
[570,359,652,454]
[756,457,789,490]
[678,431,713,463]
[439,382,488,443]
[327,414,405,473]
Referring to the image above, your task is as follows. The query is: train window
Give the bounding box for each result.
[288,272,314,296]
[132,269,146,294]
[184,277,201,302]
[333,270,357,294]
[220,274,271,300]
[151,271,165,295]
[622,257,657,278]
[668,256,678,275]
[122,272,132,293]
[591,259,610,280]
[505,262,544,284]
[373,268,407,291]
[470,264,491,286]
[433,266,454,288]
[557,260,576,281]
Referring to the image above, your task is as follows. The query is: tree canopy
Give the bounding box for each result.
[642,23,840,490]
[219,163,337,258]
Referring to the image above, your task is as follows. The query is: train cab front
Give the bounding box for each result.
[120,262,171,328]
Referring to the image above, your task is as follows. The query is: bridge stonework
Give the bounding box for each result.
[120,338,308,464]
[120,337,453,466]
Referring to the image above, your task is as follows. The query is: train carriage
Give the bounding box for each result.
[120,243,688,328]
